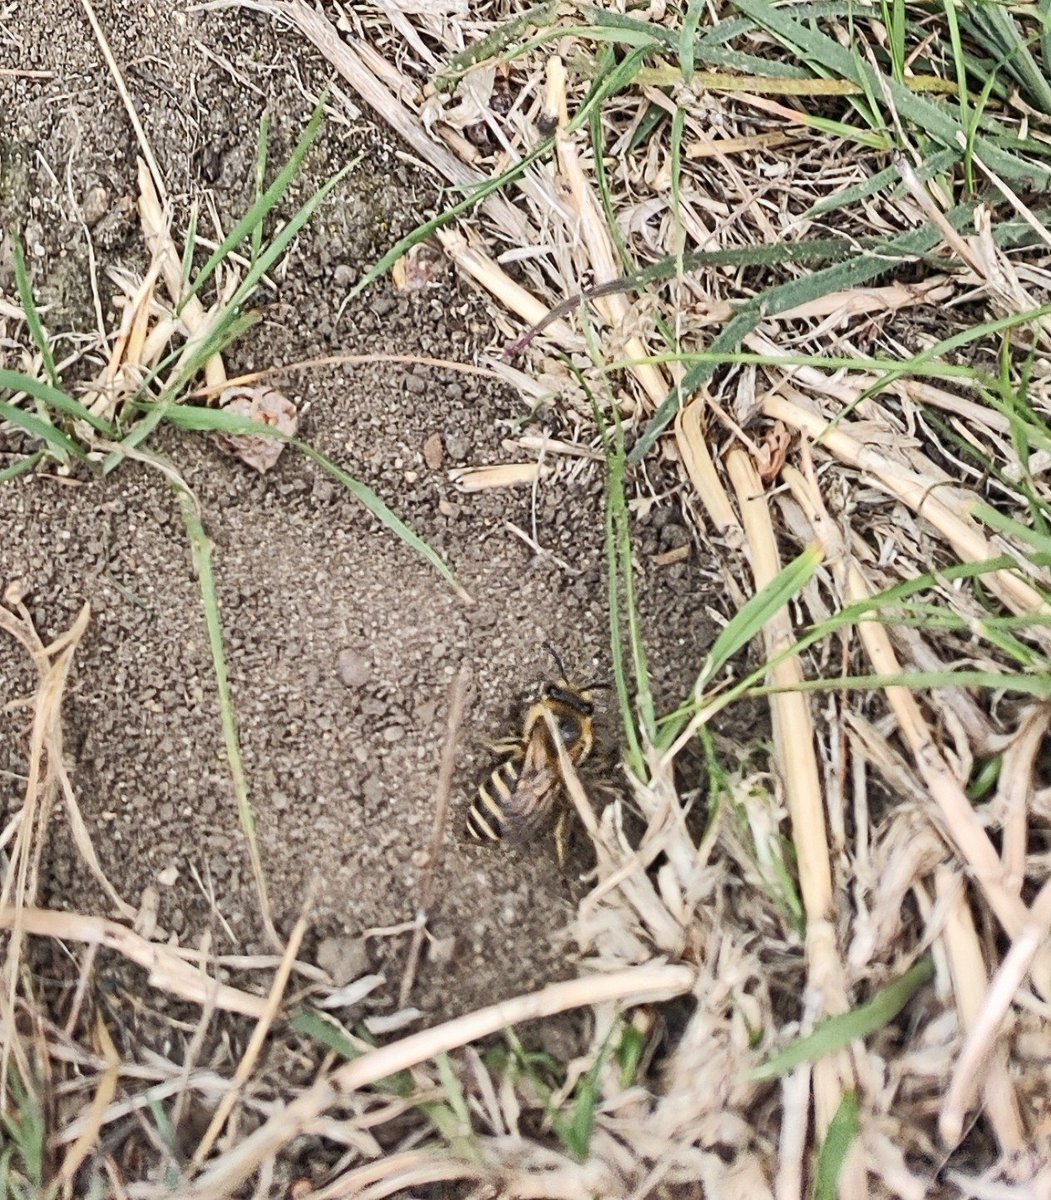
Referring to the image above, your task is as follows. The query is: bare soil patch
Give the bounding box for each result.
[0,1,716,1026]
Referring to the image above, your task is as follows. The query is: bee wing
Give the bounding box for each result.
[500,723,563,842]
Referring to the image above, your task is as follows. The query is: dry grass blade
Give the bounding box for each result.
[190,899,313,1166]
[0,907,268,1017]
[0,597,132,921]
[725,450,865,1197]
[935,867,1024,1155]
[137,159,227,390]
[761,388,1051,636]
[56,1014,121,1188]
[941,874,1051,1147]
[674,395,743,543]
[184,964,694,1197]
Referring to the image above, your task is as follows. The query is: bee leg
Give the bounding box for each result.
[482,736,523,757]
[554,810,571,870]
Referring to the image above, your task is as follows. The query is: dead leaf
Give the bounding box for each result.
[215,385,298,473]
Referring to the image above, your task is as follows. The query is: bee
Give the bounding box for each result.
[467,654,596,859]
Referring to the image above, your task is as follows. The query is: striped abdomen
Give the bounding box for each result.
[467,755,524,842]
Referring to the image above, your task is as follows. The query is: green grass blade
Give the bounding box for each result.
[11,235,58,389]
[102,309,262,472]
[131,401,469,600]
[181,201,199,290]
[735,0,1051,190]
[814,1092,861,1200]
[749,959,934,1083]
[755,669,1051,701]
[679,0,705,83]
[972,501,1051,558]
[178,490,276,944]
[342,133,552,306]
[349,45,650,303]
[180,88,330,311]
[252,112,271,265]
[958,4,1051,116]
[0,400,85,460]
[0,451,45,483]
[435,1,559,90]
[628,206,994,464]
[227,161,355,316]
[294,441,470,603]
[0,368,115,437]
[695,545,823,694]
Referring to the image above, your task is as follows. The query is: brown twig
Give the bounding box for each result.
[399,663,470,1007]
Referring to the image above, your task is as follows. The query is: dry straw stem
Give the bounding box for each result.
[996,707,1050,893]
[674,395,743,544]
[304,1149,484,1200]
[136,158,227,391]
[191,900,312,1166]
[758,384,1051,638]
[548,55,668,413]
[934,867,1024,1155]
[724,449,865,1198]
[940,874,1051,1148]
[434,227,582,351]
[184,964,693,1198]
[0,906,268,1018]
[784,464,1051,993]
[449,462,541,492]
[220,0,532,243]
[840,546,1051,999]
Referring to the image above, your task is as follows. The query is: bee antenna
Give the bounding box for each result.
[580,679,611,692]
[543,643,568,681]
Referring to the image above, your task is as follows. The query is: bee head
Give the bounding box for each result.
[540,681,595,717]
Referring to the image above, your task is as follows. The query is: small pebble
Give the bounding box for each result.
[317,934,370,986]
[337,648,371,688]
[422,432,444,470]
[444,429,470,460]
[428,935,457,965]
[382,724,405,743]
[82,184,109,227]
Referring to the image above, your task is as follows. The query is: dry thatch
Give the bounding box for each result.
[6,0,1051,1196]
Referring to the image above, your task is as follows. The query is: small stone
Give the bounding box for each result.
[382,724,405,743]
[316,935,370,986]
[156,866,179,887]
[82,184,109,227]
[422,433,444,470]
[337,648,371,688]
[410,849,429,868]
[444,429,470,461]
[427,935,456,965]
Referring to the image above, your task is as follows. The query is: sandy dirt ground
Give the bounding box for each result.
[0,1,718,1030]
